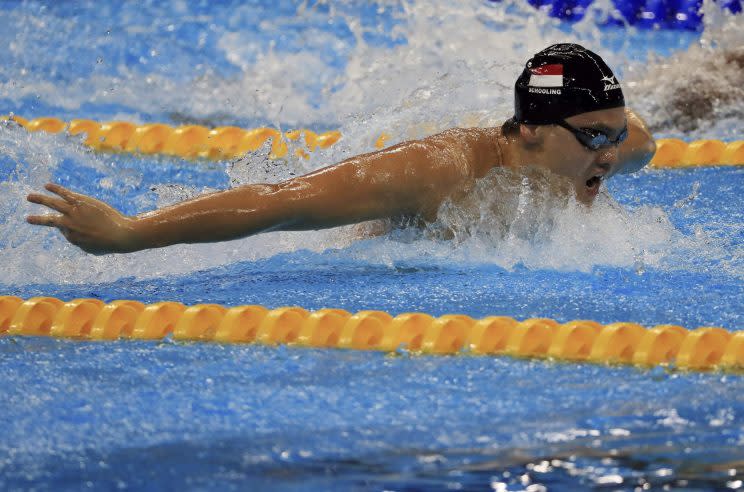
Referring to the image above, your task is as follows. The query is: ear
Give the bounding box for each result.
[519,124,543,146]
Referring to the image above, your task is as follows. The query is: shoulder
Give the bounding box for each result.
[423,126,492,147]
[423,127,502,159]
[426,126,506,177]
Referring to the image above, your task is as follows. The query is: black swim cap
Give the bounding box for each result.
[514,43,625,125]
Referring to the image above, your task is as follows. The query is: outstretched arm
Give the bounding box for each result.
[615,108,656,175]
[27,135,468,254]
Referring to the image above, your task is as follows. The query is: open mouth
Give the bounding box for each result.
[584,175,603,195]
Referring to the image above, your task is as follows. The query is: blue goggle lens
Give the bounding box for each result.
[558,120,628,151]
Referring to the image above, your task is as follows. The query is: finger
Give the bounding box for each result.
[27,193,72,214]
[44,183,79,203]
[26,214,63,228]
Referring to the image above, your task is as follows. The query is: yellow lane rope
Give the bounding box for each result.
[1,296,742,373]
[3,115,743,167]
[1,115,341,160]
[651,138,744,168]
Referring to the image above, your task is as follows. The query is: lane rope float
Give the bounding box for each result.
[650,138,744,168]
[1,115,342,160]
[1,296,742,373]
[3,115,743,167]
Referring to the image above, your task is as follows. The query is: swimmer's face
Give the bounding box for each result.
[536,107,627,204]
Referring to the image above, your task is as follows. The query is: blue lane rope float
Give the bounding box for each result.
[1,296,742,373]
[490,0,742,29]
[3,115,744,166]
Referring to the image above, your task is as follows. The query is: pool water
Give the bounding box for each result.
[1,1,743,490]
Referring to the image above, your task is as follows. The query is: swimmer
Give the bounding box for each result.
[26,43,655,255]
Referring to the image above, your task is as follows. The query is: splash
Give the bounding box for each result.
[0,0,615,131]
[340,165,728,274]
[627,1,744,140]
[0,0,740,285]
[0,0,737,136]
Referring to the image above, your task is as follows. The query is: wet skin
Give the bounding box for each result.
[26,107,655,255]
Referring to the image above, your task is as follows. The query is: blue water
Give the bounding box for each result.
[1,1,743,491]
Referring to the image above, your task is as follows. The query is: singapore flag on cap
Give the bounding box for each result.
[529,64,563,87]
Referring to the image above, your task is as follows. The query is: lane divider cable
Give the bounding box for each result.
[1,296,742,373]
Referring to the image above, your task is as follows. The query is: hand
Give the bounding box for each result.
[26,183,140,255]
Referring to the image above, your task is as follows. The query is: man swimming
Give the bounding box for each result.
[26,43,656,255]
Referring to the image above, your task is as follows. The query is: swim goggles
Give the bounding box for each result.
[555,120,628,151]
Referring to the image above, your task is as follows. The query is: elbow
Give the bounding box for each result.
[616,136,656,176]
[647,137,657,159]
[639,135,656,170]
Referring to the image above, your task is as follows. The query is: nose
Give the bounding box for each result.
[596,145,620,168]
